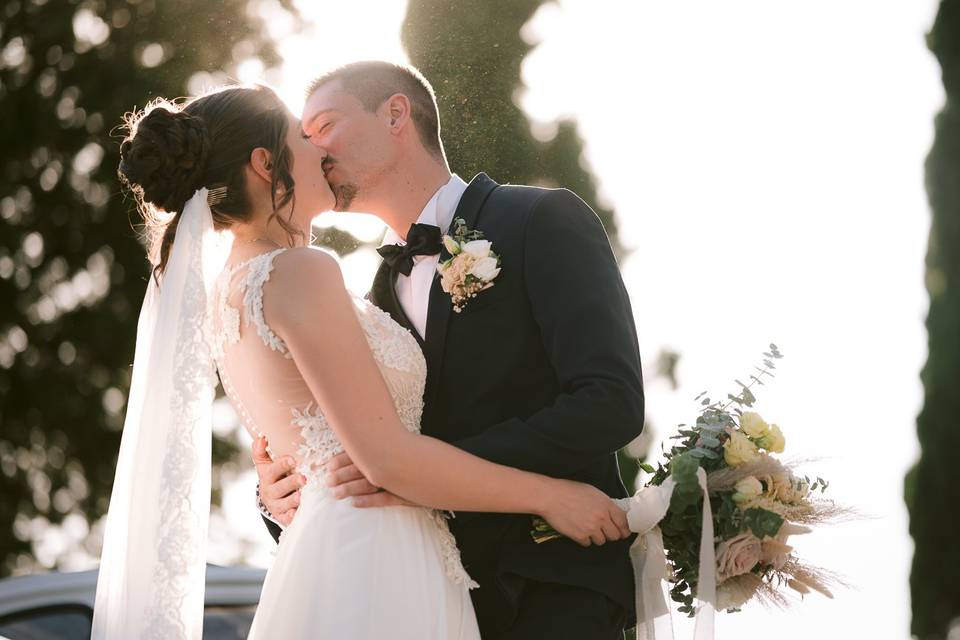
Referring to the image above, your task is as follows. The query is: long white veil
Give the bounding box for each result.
[91,189,232,640]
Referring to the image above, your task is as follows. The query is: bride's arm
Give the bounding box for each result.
[264,248,628,545]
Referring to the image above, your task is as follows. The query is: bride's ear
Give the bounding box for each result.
[248,147,274,184]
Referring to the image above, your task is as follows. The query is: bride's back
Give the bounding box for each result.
[211,248,318,463]
[210,246,428,473]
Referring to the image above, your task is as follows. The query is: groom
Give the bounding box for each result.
[254,60,644,639]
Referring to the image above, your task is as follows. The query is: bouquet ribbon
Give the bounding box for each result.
[614,467,715,640]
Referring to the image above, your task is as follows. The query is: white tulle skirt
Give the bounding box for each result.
[247,484,481,639]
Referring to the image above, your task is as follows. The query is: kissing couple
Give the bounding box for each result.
[92,60,645,640]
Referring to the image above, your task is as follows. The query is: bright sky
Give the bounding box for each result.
[213,1,943,638]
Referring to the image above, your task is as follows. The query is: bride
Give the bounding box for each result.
[90,84,630,639]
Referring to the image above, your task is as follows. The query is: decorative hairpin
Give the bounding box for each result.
[207,185,228,206]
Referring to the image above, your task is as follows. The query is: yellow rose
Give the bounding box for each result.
[724,430,761,467]
[732,476,763,503]
[756,423,785,453]
[739,412,770,439]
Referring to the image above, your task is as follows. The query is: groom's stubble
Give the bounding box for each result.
[331,181,358,211]
[322,158,359,211]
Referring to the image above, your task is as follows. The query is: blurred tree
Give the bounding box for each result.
[0,0,293,576]
[401,0,622,256]
[907,0,960,637]
[401,0,648,491]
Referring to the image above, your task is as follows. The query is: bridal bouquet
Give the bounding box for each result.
[533,345,847,625]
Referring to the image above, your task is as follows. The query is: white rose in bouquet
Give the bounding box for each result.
[732,476,763,504]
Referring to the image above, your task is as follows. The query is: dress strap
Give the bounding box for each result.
[240,248,291,357]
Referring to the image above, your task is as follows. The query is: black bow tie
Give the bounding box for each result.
[377,223,443,276]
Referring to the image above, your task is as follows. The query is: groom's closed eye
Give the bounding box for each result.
[314,122,332,136]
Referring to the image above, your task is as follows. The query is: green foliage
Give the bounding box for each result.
[401,0,621,256]
[0,0,292,576]
[649,346,789,614]
[668,452,701,515]
[716,492,742,540]
[909,2,960,637]
[530,347,819,619]
[742,507,784,540]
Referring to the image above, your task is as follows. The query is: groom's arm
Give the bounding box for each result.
[452,188,644,477]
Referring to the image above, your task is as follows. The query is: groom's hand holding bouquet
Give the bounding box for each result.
[532,345,849,636]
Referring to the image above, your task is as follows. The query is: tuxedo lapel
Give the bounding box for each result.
[423,173,499,410]
[369,259,424,350]
[368,259,393,309]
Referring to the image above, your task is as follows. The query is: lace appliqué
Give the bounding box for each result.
[210,269,240,361]
[209,249,289,450]
[242,248,290,357]
[429,510,480,589]
[357,301,427,377]
[292,402,344,486]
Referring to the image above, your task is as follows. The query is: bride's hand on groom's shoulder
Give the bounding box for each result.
[253,437,306,526]
[540,480,632,548]
[325,452,416,508]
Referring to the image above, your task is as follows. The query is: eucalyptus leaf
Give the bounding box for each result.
[669,452,702,513]
[699,434,721,448]
[742,507,784,539]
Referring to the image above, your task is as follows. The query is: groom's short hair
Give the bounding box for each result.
[306,61,444,160]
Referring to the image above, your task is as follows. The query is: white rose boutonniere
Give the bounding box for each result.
[437,218,501,313]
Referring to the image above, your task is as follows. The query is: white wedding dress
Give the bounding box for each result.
[209,248,481,639]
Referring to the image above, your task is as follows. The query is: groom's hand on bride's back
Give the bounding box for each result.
[253,437,306,526]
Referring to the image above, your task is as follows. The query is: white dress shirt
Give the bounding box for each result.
[380,174,468,339]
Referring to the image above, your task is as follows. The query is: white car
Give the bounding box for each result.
[0,564,266,639]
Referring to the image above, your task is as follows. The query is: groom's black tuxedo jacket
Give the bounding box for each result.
[265,173,644,634]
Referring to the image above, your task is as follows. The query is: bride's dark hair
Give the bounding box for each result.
[118,85,302,280]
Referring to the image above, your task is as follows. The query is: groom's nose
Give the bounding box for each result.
[319,153,334,178]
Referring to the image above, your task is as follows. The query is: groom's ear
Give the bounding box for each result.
[381,93,411,135]
[248,147,274,184]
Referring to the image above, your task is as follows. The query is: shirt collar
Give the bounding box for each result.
[381,174,468,248]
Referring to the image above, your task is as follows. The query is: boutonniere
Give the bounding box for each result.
[437,218,501,313]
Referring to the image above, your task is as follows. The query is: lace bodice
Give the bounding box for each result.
[210,249,474,587]
[210,247,426,476]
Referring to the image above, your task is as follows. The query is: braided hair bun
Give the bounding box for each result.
[119,105,211,213]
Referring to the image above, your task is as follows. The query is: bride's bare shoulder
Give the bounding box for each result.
[271,246,343,285]
[263,247,347,318]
